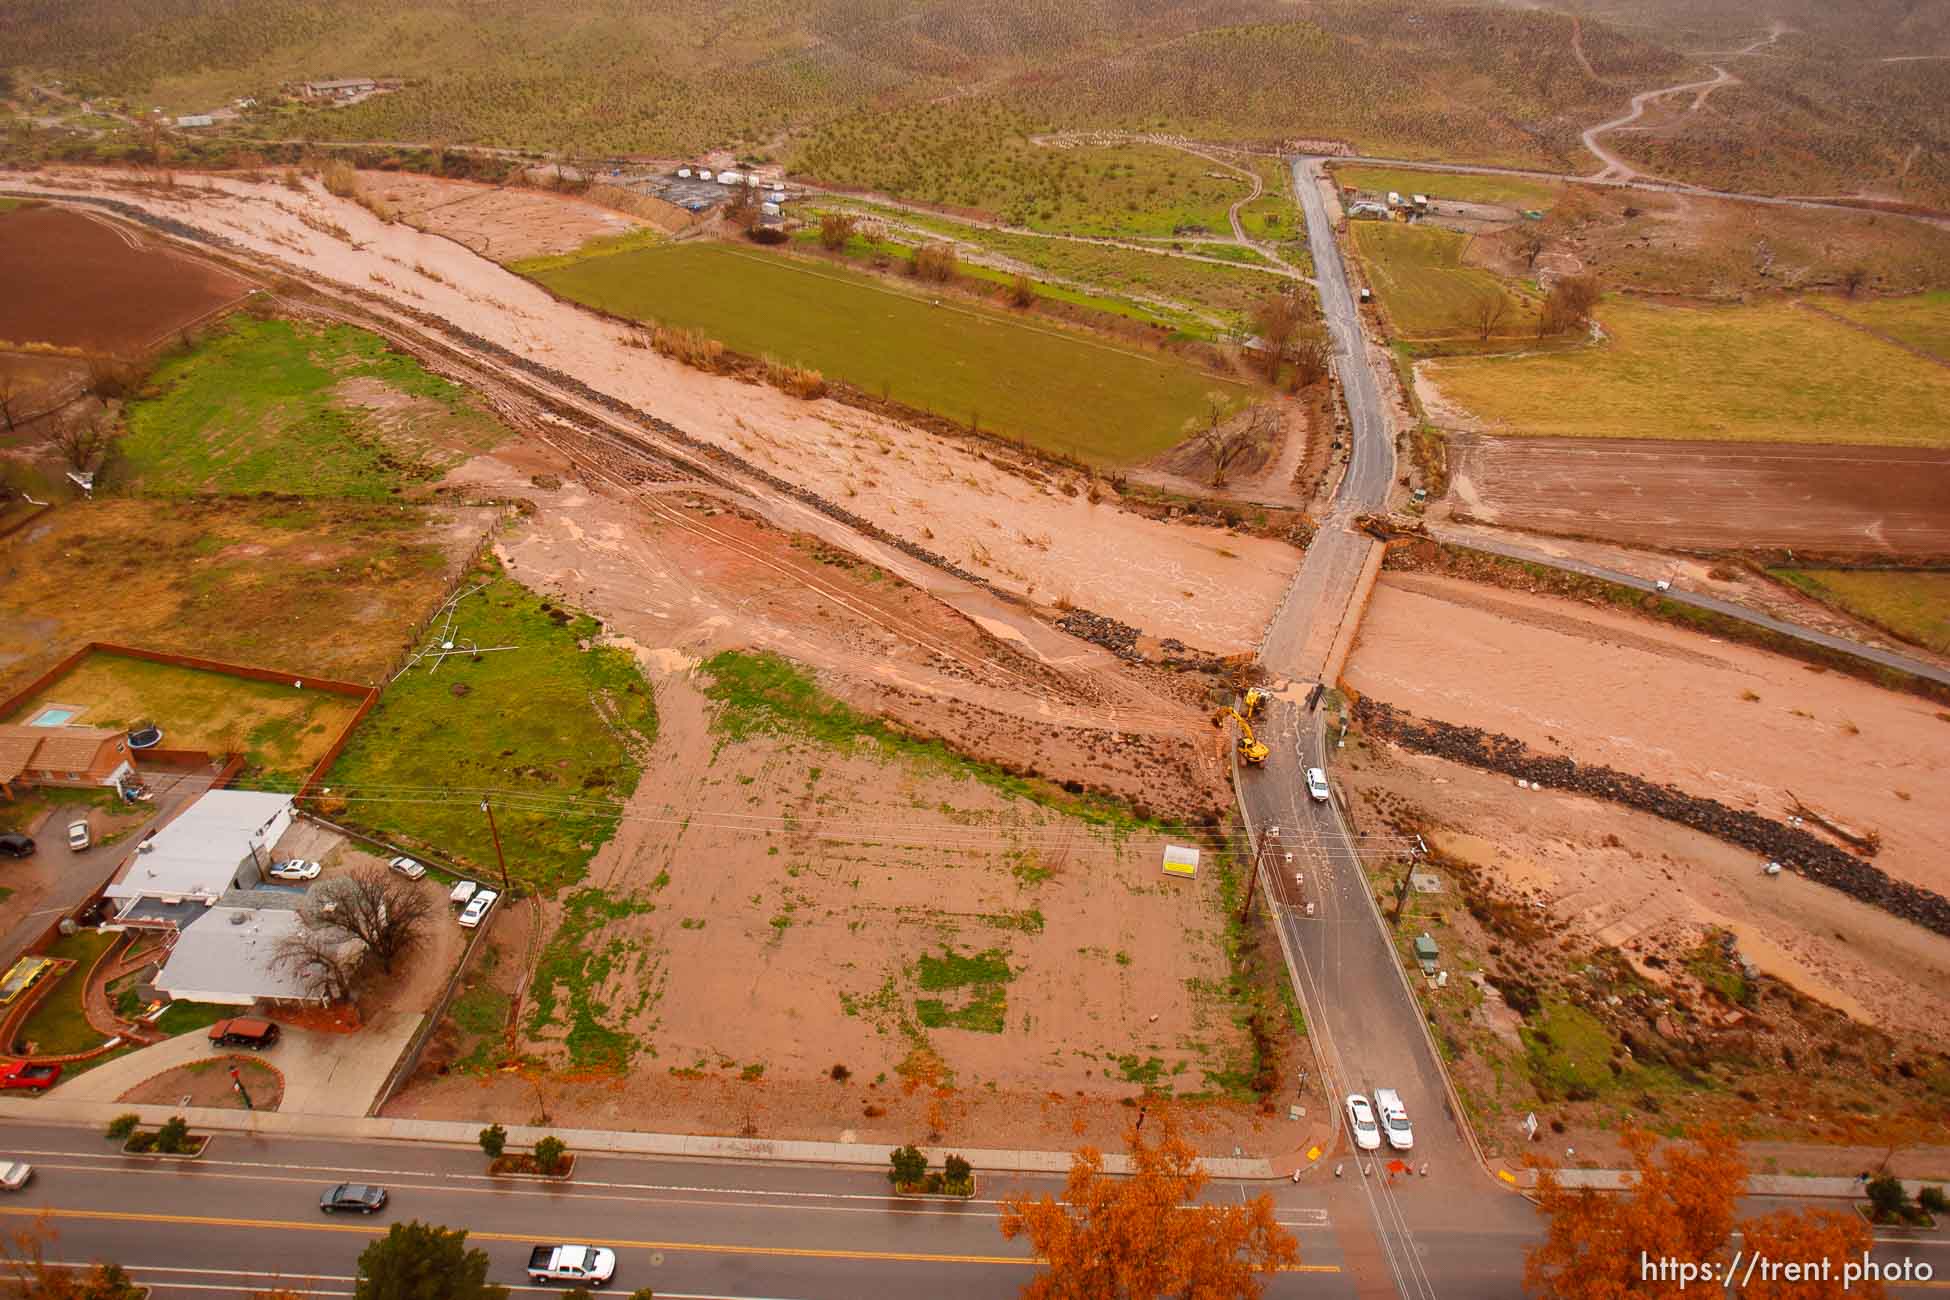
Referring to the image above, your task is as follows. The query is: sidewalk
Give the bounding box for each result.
[0,1097,1280,1180]
[1496,1163,1943,1202]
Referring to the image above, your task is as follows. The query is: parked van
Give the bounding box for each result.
[1372,1088,1413,1150]
[208,1018,280,1050]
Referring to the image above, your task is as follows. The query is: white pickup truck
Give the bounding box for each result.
[527,1244,615,1287]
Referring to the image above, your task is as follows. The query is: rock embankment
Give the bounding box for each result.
[1355,697,1950,940]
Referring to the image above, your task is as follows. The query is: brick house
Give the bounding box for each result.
[0,725,133,798]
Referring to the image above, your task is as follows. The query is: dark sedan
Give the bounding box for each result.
[319,1183,388,1214]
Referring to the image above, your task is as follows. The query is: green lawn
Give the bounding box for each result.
[152,1000,232,1038]
[1330,165,1562,211]
[121,316,505,498]
[1351,222,1535,340]
[14,931,116,1057]
[1771,569,1950,654]
[913,948,1012,1034]
[1520,1000,1619,1100]
[526,240,1248,465]
[1427,298,1950,446]
[1822,290,1950,362]
[10,650,365,785]
[324,563,658,893]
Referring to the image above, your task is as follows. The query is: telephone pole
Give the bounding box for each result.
[480,797,511,896]
[1240,826,1278,924]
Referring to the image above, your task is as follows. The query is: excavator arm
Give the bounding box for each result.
[1218,707,1270,765]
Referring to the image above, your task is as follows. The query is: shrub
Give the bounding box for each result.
[942,1153,973,1195]
[1009,273,1035,308]
[887,1144,927,1189]
[651,325,726,371]
[478,1122,507,1159]
[124,1131,156,1153]
[1920,1185,1947,1216]
[818,212,858,251]
[746,225,788,245]
[1867,1172,1908,1220]
[829,1063,850,1083]
[911,243,957,283]
[154,1116,192,1154]
[321,159,359,198]
[762,356,827,400]
[923,1171,944,1193]
[105,1113,140,1141]
[534,1135,568,1175]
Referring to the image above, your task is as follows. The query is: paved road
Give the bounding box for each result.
[1426,525,1950,688]
[0,1122,1361,1299]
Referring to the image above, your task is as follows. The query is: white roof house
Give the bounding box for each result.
[154,908,348,1005]
[105,791,294,908]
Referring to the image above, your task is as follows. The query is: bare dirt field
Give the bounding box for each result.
[119,1054,282,1111]
[1,169,1299,652]
[1344,573,1950,895]
[0,203,252,354]
[356,174,656,262]
[1446,434,1950,554]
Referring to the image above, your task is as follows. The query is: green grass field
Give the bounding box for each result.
[121,317,504,498]
[1351,222,1535,340]
[1331,165,1562,211]
[324,564,658,893]
[14,931,117,1057]
[1771,569,1950,654]
[1426,298,1950,446]
[529,241,1246,464]
[9,650,364,783]
[1822,290,1950,362]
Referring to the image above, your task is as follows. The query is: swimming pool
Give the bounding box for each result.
[28,708,77,727]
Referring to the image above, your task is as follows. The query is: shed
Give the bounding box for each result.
[677,167,692,178]
[1414,932,1439,974]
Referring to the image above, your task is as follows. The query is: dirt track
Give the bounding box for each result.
[1448,434,1950,554]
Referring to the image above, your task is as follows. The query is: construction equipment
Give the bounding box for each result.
[1218,708,1269,765]
[1242,687,1270,719]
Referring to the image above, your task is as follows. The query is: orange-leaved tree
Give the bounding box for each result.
[1525,1126,1746,1299]
[999,1107,1297,1299]
[1736,1208,1884,1300]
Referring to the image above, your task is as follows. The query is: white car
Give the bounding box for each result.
[1306,768,1331,803]
[458,889,498,928]
[1373,1088,1414,1151]
[0,1162,32,1191]
[269,859,321,881]
[67,820,90,851]
[388,855,426,880]
[1345,1093,1381,1151]
[450,880,478,907]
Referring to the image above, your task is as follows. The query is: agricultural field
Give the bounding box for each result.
[1770,570,1950,656]
[356,172,662,262]
[0,203,252,354]
[1820,291,1950,363]
[7,650,365,783]
[1350,222,1535,341]
[1330,165,1562,211]
[322,563,659,893]
[528,240,1247,464]
[120,316,506,499]
[1423,298,1950,445]
[0,497,496,695]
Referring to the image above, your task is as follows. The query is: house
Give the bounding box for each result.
[153,907,356,1005]
[175,114,215,128]
[298,78,377,101]
[0,724,133,799]
[103,790,294,923]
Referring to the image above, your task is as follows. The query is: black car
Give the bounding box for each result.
[319,1183,388,1214]
[0,835,33,859]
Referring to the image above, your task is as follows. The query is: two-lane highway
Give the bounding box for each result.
[0,1122,1355,1299]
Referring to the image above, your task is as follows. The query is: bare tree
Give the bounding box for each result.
[49,411,111,473]
[303,866,434,974]
[272,925,361,1002]
[1252,290,1305,381]
[1513,225,1548,270]
[817,211,858,251]
[1189,396,1278,488]
[0,371,19,432]
[1472,293,1511,340]
[1842,265,1869,298]
[1009,273,1036,308]
[1287,323,1331,390]
[723,182,759,231]
[1540,273,1602,336]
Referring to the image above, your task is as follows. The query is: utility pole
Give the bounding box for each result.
[1240,826,1278,924]
[480,797,511,896]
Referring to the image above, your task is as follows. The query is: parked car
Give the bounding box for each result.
[268,859,321,881]
[458,889,498,928]
[527,1245,615,1286]
[387,855,426,880]
[126,726,164,750]
[1345,1093,1381,1150]
[319,1183,388,1214]
[450,880,478,907]
[1372,1088,1413,1151]
[207,1018,280,1050]
[0,834,33,859]
[1306,768,1331,803]
[0,1163,32,1191]
[0,1062,61,1091]
[67,820,90,851]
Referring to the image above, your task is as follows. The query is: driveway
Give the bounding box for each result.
[50,1011,422,1117]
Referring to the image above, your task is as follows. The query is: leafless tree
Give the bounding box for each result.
[724,182,759,231]
[911,242,958,283]
[1009,273,1035,308]
[1288,322,1331,389]
[1513,225,1547,269]
[1472,292,1511,340]
[1189,397,1279,488]
[1540,273,1602,336]
[0,371,20,432]
[272,926,361,1002]
[817,211,857,251]
[1252,290,1305,381]
[302,866,434,974]
[1842,265,1869,298]
[49,411,111,473]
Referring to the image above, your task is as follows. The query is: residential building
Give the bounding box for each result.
[153,907,357,1005]
[104,790,294,923]
[0,724,133,798]
[297,78,377,100]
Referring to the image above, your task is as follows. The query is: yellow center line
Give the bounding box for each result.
[2,1206,1341,1273]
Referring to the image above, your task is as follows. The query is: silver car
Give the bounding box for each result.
[388,855,426,880]
[269,859,321,881]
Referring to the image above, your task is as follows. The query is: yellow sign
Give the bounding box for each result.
[1161,845,1200,878]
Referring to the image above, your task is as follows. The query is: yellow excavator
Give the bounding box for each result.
[1218,707,1269,765]
[1242,686,1270,719]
